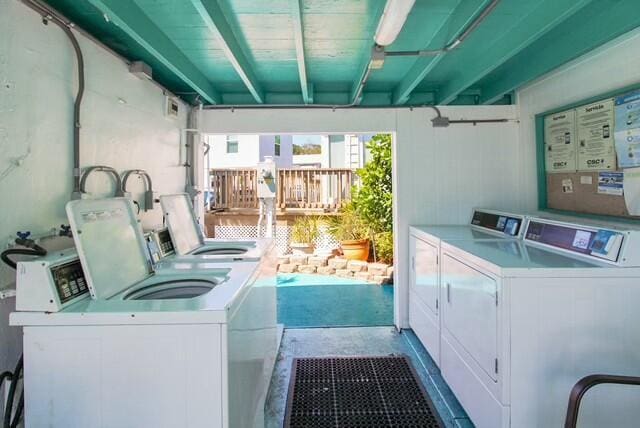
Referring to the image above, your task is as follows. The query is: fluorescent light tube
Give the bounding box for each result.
[374,0,416,46]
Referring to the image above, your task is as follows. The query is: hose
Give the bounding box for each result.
[121,170,154,211]
[0,235,47,426]
[79,165,123,196]
[0,372,12,390]
[2,355,23,428]
[1,246,47,270]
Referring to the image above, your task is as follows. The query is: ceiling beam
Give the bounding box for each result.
[437,0,594,105]
[190,0,264,104]
[86,0,221,104]
[290,0,311,104]
[219,91,435,106]
[348,2,386,106]
[480,0,640,104]
[349,55,372,106]
[391,0,490,105]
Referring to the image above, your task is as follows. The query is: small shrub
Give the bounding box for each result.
[352,134,392,234]
[290,216,321,244]
[373,231,393,264]
[326,203,369,242]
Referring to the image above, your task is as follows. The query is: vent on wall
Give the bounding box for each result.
[165,96,179,118]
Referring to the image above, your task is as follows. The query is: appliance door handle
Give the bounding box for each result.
[446,282,451,303]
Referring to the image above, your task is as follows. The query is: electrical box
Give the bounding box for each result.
[256,157,277,199]
[165,96,180,118]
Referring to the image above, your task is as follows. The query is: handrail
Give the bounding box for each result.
[209,168,355,211]
[564,374,640,428]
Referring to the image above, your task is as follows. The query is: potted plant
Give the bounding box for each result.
[327,203,370,261]
[290,216,321,255]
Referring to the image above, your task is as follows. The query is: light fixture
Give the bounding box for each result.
[374,0,416,46]
[369,45,386,69]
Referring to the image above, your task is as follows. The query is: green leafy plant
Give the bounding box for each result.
[326,203,369,242]
[351,133,394,262]
[373,231,394,264]
[352,133,392,234]
[290,216,321,244]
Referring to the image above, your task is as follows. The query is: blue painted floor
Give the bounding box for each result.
[264,326,473,428]
[277,274,394,328]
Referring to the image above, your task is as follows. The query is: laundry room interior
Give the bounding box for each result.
[1,0,640,427]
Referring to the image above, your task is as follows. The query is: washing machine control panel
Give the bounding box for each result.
[156,228,175,257]
[16,249,90,312]
[525,219,625,263]
[471,210,524,237]
[51,260,89,303]
[146,228,175,263]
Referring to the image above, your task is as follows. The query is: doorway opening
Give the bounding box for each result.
[203,133,395,328]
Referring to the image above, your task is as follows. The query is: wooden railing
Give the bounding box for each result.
[210,168,355,211]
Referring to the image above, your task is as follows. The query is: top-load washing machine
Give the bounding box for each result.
[436,214,640,428]
[408,208,527,367]
[11,197,279,428]
[150,193,271,265]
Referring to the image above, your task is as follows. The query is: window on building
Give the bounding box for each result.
[226,135,239,153]
[274,135,281,156]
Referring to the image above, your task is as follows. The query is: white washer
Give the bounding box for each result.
[409,209,526,367]
[11,198,278,428]
[156,193,271,263]
[437,216,640,428]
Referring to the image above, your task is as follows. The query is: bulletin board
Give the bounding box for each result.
[535,83,640,220]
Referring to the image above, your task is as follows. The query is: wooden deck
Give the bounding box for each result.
[210,168,355,212]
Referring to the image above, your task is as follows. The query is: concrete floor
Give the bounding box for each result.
[264,326,473,428]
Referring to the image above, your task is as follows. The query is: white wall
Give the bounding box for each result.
[208,134,260,168]
[259,134,293,167]
[199,106,530,328]
[292,154,322,167]
[516,27,640,211]
[208,134,293,168]
[0,1,188,375]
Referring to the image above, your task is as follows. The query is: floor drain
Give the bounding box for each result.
[284,355,444,428]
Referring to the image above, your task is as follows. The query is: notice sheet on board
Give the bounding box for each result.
[598,172,623,196]
[577,100,615,171]
[545,110,576,173]
[614,89,640,168]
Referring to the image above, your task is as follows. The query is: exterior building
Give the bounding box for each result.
[207,134,293,168]
[292,134,374,169]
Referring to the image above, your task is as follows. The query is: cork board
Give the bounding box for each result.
[547,171,640,219]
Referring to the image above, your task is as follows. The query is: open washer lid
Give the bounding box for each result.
[66,198,153,299]
[159,193,204,255]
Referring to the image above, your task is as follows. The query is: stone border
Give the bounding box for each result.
[277,255,394,285]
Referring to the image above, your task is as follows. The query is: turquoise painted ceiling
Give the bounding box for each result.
[39,0,640,106]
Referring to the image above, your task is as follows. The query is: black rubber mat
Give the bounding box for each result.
[284,355,444,428]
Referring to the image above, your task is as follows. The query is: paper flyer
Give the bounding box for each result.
[577,100,615,171]
[614,89,640,168]
[545,110,576,173]
[623,167,640,215]
[598,171,623,196]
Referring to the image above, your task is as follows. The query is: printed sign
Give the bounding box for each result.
[561,178,573,193]
[598,171,623,196]
[614,89,640,168]
[577,100,615,171]
[545,110,577,173]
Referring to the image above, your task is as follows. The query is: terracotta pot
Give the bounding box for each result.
[340,239,370,261]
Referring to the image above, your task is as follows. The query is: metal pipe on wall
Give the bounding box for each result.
[23,0,85,199]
